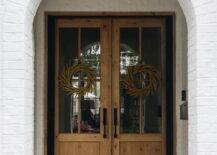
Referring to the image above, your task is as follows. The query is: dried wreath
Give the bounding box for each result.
[59,63,95,95]
[122,64,159,97]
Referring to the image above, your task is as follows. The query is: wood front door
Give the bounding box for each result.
[55,17,166,155]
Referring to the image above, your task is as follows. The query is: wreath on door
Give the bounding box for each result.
[59,63,96,95]
[122,64,160,97]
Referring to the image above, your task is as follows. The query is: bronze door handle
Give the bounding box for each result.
[103,108,107,138]
[114,108,118,138]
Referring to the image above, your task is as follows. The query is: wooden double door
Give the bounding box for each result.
[55,17,166,155]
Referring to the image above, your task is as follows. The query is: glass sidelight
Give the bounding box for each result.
[119,27,162,134]
[59,27,101,134]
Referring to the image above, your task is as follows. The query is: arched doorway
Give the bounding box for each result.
[46,15,173,155]
[3,0,217,154]
[33,0,188,155]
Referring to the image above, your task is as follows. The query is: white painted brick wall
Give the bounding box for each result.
[0,0,217,154]
[178,0,217,155]
[0,0,41,154]
[1,1,26,154]
[0,0,3,154]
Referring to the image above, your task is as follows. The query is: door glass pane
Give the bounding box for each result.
[59,28,101,134]
[59,28,79,133]
[142,28,161,133]
[119,27,162,134]
[80,28,101,133]
[120,28,140,133]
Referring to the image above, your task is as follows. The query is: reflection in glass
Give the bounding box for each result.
[80,28,101,133]
[59,28,79,133]
[120,28,140,133]
[142,28,161,133]
[120,27,162,134]
[59,28,101,134]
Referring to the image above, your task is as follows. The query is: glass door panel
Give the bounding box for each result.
[120,28,140,133]
[119,27,162,134]
[142,28,162,133]
[59,27,101,134]
[55,18,110,155]
[80,28,101,133]
[59,28,78,133]
[112,18,166,155]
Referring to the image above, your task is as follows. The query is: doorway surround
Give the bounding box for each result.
[44,12,176,155]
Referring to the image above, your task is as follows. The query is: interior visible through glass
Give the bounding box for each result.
[120,27,162,134]
[59,27,101,134]
[120,28,140,133]
[80,28,100,133]
[59,28,78,133]
[142,28,161,133]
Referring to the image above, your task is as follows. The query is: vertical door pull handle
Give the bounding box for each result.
[114,108,118,138]
[103,108,107,138]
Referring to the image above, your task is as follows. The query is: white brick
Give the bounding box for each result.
[2,60,24,70]
[2,52,25,60]
[3,23,24,33]
[3,105,24,116]
[2,124,24,135]
[3,33,24,42]
[3,79,24,88]
[4,12,24,24]
[2,69,24,79]
[3,42,24,52]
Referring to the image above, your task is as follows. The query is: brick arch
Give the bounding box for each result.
[178,1,217,155]
[176,1,198,155]
[30,0,196,155]
[26,0,196,155]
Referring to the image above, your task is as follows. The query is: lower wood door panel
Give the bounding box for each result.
[119,142,161,155]
[59,141,161,155]
[59,141,162,155]
[59,142,100,155]
[113,135,163,155]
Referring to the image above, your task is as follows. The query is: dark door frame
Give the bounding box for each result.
[44,12,176,155]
